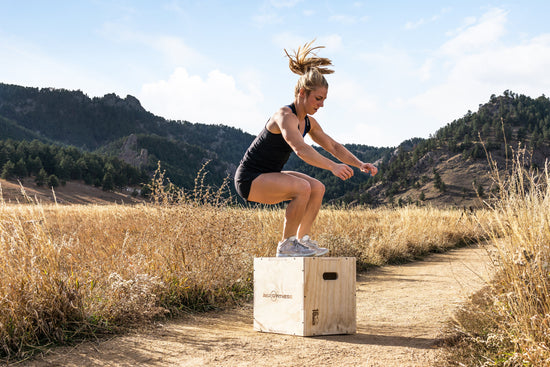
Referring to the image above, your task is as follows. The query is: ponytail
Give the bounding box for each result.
[284,40,334,97]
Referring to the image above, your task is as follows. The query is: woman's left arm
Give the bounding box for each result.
[309,117,378,176]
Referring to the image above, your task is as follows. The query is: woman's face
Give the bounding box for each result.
[303,87,327,115]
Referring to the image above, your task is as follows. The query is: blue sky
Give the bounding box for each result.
[1,1,550,147]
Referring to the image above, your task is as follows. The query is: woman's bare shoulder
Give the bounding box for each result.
[267,105,296,131]
[273,104,294,118]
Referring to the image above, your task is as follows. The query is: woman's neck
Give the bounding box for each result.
[293,99,307,121]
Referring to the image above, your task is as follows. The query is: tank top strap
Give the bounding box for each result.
[288,103,310,137]
[288,103,297,115]
[304,115,310,136]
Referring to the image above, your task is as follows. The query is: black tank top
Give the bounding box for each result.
[239,103,310,173]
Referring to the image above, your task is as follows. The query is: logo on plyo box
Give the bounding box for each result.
[312,309,319,325]
[263,290,293,302]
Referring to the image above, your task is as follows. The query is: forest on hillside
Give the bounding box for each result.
[348,90,550,207]
[0,139,149,192]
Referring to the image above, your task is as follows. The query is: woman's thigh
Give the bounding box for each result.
[283,171,325,194]
[247,171,311,205]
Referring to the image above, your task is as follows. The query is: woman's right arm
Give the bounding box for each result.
[276,111,354,180]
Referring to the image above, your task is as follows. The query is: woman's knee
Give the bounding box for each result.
[291,178,311,199]
[310,179,325,197]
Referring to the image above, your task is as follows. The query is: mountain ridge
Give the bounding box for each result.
[1,83,549,208]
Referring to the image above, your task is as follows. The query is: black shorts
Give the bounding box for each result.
[234,164,263,201]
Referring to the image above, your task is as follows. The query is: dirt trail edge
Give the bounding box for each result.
[22,244,495,367]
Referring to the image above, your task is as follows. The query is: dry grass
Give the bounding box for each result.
[0,168,490,361]
[0,201,259,360]
[313,205,489,269]
[439,152,550,366]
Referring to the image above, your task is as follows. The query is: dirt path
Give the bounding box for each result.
[21,244,495,367]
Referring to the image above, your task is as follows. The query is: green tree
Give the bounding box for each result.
[0,148,8,167]
[1,160,16,179]
[27,156,43,176]
[35,168,47,186]
[14,158,28,178]
[102,172,114,191]
[57,156,75,181]
[434,172,446,192]
[47,174,60,188]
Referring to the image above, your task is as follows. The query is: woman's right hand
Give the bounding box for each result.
[331,163,354,181]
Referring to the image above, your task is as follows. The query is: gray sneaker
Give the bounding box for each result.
[299,235,329,256]
[276,236,316,257]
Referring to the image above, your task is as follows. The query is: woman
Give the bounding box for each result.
[234,41,378,257]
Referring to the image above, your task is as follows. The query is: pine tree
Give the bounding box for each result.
[102,172,114,191]
[434,172,446,192]
[15,158,28,178]
[35,168,47,186]
[47,174,60,188]
[1,160,15,179]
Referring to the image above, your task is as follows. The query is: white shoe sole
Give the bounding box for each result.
[314,248,329,256]
[276,252,315,257]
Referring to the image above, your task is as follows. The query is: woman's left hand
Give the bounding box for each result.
[360,163,378,176]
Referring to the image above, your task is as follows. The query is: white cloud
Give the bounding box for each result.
[407,8,550,131]
[151,35,208,69]
[448,34,550,94]
[440,8,508,55]
[418,58,434,81]
[99,22,209,70]
[139,67,265,133]
[445,16,477,37]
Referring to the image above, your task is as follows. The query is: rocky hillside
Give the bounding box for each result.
[348,91,550,208]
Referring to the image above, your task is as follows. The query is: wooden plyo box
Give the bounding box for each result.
[253,257,356,336]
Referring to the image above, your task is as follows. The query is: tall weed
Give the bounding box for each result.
[440,151,550,366]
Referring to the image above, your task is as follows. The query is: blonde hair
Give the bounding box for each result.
[284,40,334,97]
